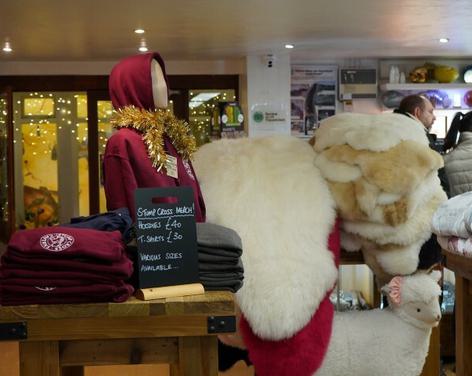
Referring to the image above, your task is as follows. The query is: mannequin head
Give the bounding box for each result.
[151,59,168,109]
[109,52,169,111]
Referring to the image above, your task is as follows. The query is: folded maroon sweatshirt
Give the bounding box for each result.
[1,276,113,287]
[0,269,124,285]
[1,253,133,279]
[7,227,125,262]
[0,281,134,305]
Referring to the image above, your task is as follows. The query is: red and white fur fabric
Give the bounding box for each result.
[194,136,339,376]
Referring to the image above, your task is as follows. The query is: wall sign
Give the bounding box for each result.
[249,102,289,136]
[134,187,199,289]
[291,65,338,138]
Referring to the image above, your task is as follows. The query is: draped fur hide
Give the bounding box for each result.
[193,136,337,340]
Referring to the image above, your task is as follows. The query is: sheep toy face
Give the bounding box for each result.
[399,298,441,327]
[382,270,442,329]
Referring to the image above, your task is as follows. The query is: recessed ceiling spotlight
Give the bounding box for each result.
[2,41,12,53]
[138,38,148,52]
[439,38,450,43]
[285,44,294,49]
[134,29,145,34]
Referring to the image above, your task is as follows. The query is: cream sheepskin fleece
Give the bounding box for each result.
[315,141,443,226]
[193,136,337,340]
[314,112,446,282]
[314,112,429,153]
[361,239,426,287]
[343,189,446,246]
[318,141,443,192]
[340,189,446,286]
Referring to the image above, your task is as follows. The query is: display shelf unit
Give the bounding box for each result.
[379,82,472,91]
[442,249,472,376]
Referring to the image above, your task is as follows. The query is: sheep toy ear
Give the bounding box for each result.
[384,276,403,305]
[429,270,441,282]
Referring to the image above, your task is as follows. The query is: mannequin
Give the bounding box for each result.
[151,59,168,109]
[103,52,206,222]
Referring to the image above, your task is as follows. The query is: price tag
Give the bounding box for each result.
[165,155,178,179]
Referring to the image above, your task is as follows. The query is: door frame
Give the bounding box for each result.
[0,86,15,242]
[87,90,109,214]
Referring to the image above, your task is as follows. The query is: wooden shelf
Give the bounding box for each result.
[380,82,472,91]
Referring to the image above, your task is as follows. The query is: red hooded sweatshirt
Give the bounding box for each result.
[104,52,206,222]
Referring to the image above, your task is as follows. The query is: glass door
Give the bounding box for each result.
[13,92,84,228]
[0,87,14,242]
[188,89,237,146]
[12,91,115,228]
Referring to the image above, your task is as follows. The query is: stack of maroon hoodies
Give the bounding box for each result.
[0,227,134,306]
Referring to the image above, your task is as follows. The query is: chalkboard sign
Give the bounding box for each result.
[134,187,199,289]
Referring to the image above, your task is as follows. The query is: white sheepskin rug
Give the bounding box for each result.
[193,135,337,340]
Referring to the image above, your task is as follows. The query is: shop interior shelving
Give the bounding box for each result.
[379,82,472,91]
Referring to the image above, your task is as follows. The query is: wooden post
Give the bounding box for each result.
[20,341,60,376]
[455,276,472,376]
[172,337,218,376]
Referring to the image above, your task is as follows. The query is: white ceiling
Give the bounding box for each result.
[1,0,472,61]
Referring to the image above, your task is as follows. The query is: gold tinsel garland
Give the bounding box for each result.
[110,106,197,171]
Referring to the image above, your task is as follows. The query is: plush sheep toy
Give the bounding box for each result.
[316,270,442,376]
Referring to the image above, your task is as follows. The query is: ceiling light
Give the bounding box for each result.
[439,38,449,43]
[285,44,294,49]
[2,41,12,53]
[134,29,145,34]
[138,38,148,52]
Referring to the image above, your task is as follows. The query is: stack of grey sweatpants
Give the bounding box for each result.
[196,223,244,293]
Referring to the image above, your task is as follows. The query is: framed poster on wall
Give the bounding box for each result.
[291,65,338,138]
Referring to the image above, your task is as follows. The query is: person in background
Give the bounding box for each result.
[394,94,440,151]
[394,94,449,192]
[443,111,472,197]
[394,94,447,271]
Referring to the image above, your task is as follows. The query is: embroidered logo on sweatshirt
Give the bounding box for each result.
[34,286,57,292]
[39,233,75,252]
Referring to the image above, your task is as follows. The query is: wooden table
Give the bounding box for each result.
[0,291,235,376]
[442,250,472,376]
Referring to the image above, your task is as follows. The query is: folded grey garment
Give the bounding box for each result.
[201,279,243,293]
[199,271,244,280]
[198,246,241,259]
[199,258,244,273]
[196,223,242,255]
[198,252,239,265]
